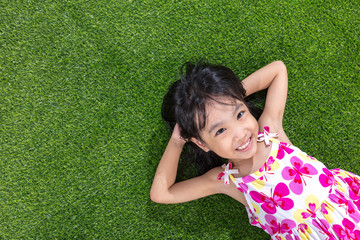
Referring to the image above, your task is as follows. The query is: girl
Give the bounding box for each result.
[150,61,360,239]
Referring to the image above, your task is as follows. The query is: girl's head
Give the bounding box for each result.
[162,61,261,171]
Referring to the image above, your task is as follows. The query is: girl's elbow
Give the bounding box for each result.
[150,191,161,203]
[150,189,169,204]
[275,60,287,71]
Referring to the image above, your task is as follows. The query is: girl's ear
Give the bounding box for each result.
[190,138,210,152]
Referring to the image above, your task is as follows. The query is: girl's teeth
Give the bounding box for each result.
[237,138,251,150]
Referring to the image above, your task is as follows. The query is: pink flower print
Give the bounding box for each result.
[235,180,248,193]
[298,223,312,240]
[236,183,248,193]
[247,207,258,224]
[264,214,296,236]
[333,218,360,240]
[249,213,260,226]
[281,156,318,195]
[294,195,320,222]
[329,190,360,223]
[242,175,256,184]
[344,175,360,206]
[312,219,336,240]
[276,142,294,160]
[257,156,279,182]
[259,156,275,173]
[345,174,360,197]
[348,190,360,213]
[319,168,336,191]
[285,235,300,240]
[298,223,309,233]
[250,182,294,214]
[301,202,317,219]
[320,202,330,215]
[247,206,266,230]
[235,175,255,193]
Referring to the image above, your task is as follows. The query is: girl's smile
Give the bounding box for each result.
[235,136,252,151]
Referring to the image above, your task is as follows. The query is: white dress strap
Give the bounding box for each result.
[257,126,279,146]
[217,162,238,185]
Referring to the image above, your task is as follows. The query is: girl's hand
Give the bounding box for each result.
[171,123,187,146]
[151,122,225,204]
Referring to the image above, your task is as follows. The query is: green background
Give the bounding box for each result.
[1,0,359,239]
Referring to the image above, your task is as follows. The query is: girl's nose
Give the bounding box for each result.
[232,125,246,142]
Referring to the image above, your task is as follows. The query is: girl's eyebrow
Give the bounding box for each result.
[208,102,244,134]
[208,121,223,134]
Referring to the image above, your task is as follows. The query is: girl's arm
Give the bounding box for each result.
[150,125,243,204]
[241,61,290,142]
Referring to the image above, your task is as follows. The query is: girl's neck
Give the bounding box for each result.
[226,154,253,177]
[230,142,271,177]
[231,158,254,177]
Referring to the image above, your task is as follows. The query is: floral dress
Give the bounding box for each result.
[218,127,360,240]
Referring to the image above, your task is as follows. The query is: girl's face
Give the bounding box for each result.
[192,97,259,163]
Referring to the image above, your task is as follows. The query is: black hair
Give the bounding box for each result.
[162,61,262,173]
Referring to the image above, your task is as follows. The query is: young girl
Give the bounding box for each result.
[150,61,360,239]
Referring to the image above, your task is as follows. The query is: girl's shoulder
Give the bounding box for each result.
[202,166,231,190]
[205,166,248,205]
[204,166,225,180]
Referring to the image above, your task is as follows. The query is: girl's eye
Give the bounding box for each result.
[237,111,245,119]
[215,128,226,136]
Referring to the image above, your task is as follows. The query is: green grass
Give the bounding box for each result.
[1,0,359,239]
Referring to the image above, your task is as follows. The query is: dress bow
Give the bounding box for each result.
[257,126,279,146]
[217,162,239,185]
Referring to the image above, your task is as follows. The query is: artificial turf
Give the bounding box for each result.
[1,0,359,239]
